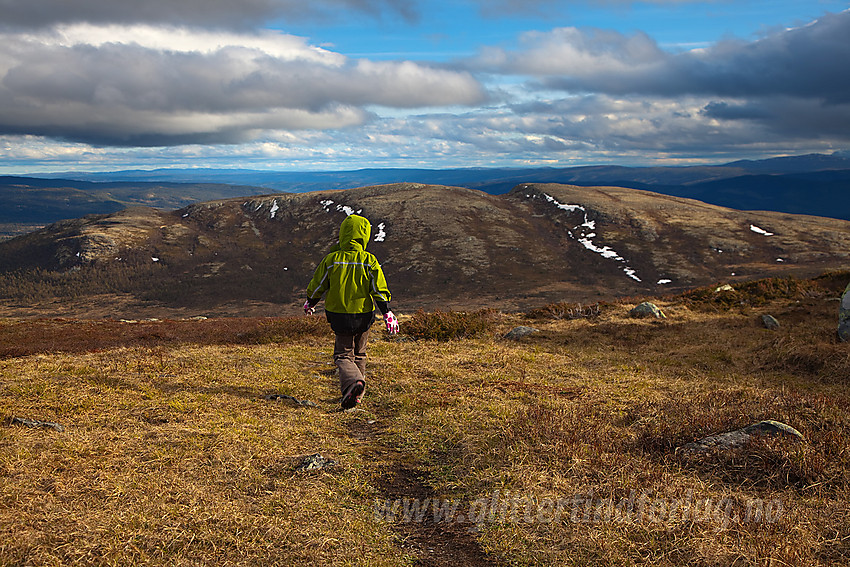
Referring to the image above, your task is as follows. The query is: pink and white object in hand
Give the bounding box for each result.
[303,300,315,316]
[383,311,399,334]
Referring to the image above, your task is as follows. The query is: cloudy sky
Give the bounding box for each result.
[1,0,848,173]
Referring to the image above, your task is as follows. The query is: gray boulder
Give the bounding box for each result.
[761,314,780,330]
[839,282,850,342]
[630,302,666,319]
[504,326,539,340]
[680,420,804,454]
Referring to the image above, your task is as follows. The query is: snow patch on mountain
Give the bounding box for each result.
[375,222,386,242]
[527,190,646,283]
[319,199,361,216]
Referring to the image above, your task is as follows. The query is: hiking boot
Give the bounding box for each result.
[341,380,365,410]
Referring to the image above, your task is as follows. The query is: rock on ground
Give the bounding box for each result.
[264,393,318,408]
[504,326,539,340]
[761,314,780,330]
[6,416,65,432]
[295,453,336,472]
[630,302,666,319]
[839,282,850,342]
[680,420,804,454]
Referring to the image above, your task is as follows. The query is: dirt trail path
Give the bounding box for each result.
[345,411,500,566]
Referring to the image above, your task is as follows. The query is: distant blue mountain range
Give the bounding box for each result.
[15,152,850,222]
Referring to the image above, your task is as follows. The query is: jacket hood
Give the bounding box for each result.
[338,214,371,251]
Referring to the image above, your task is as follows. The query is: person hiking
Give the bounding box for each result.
[304,214,399,409]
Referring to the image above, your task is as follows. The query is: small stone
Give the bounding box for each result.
[761,314,780,330]
[504,326,539,340]
[295,453,336,472]
[629,302,666,319]
[715,284,734,293]
[264,393,318,408]
[6,416,65,433]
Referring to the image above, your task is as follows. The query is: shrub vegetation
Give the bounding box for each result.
[401,308,501,341]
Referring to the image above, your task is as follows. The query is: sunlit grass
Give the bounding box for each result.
[0,343,400,566]
[1,274,849,565]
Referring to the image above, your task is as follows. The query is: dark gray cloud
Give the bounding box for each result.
[700,101,772,121]
[470,9,850,103]
[706,97,850,139]
[1,0,706,30]
[0,0,418,29]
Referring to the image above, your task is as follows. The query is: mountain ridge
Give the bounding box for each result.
[0,182,847,319]
[0,175,282,238]
[6,153,849,237]
[30,152,850,184]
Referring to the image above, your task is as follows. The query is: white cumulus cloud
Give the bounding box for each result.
[0,25,486,146]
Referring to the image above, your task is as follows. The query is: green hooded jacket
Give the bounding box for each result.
[306,214,391,315]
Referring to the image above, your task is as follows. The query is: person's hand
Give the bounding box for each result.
[303,300,315,316]
[383,311,399,334]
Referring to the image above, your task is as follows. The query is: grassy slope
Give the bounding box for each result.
[0,275,848,566]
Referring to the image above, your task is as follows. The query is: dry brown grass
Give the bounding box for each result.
[0,317,331,358]
[1,274,849,565]
[366,276,850,565]
[0,342,398,566]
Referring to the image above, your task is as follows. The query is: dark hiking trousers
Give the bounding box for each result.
[334,329,369,396]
